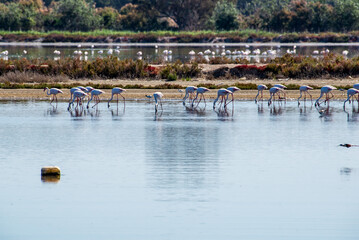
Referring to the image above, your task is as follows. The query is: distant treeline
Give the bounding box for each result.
[0,0,359,33]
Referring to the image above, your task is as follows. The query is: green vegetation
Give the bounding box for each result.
[1,0,359,35]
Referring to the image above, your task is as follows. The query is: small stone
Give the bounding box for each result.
[41,166,61,176]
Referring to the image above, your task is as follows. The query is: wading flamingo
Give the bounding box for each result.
[192,87,210,108]
[43,87,63,103]
[69,87,81,101]
[108,87,126,108]
[255,84,268,103]
[298,85,314,104]
[343,88,359,110]
[268,87,283,106]
[68,90,88,110]
[315,85,337,107]
[154,92,164,113]
[213,88,232,109]
[226,87,240,107]
[273,84,287,100]
[183,86,198,105]
[87,89,105,108]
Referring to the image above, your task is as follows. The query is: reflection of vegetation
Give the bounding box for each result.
[2,54,359,84]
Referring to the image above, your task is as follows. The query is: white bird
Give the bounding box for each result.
[98,50,103,54]
[153,92,164,113]
[192,87,210,108]
[115,49,120,54]
[137,51,142,56]
[204,49,212,55]
[168,50,172,55]
[43,87,63,103]
[77,44,82,48]
[344,88,359,110]
[226,87,240,108]
[54,50,61,55]
[343,50,349,56]
[298,85,314,104]
[183,86,198,105]
[255,84,268,103]
[268,87,284,106]
[69,87,80,102]
[315,85,337,106]
[108,87,126,108]
[163,50,168,55]
[198,52,204,56]
[189,50,195,56]
[87,89,105,108]
[213,88,232,109]
[68,90,87,110]
[107,49,113,55]
[23,50,27,54]
[313,50,319,55]
[273,84,287,100]
[91,45,95,48]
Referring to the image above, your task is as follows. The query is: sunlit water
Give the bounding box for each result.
[0,100,359,240]
[1,43,359,62]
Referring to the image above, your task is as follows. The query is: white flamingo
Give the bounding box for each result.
[298,85,314,104]
[154,92,164,113]
[43,87,63,103]
[183,86,198,105]
[343,88,359,110]
[315,85,337,106]
[213,88,232,109]
[68,90,88,110]
[255,84,268,103]
[87,89,105,108]
[108,87,126,108]
[192,87,210,108]
[69,87,80,102]
[273,84,287,100]
[268,87,284,106]
[226,87,240,107]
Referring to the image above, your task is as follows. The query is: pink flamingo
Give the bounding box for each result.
[108,87,126,108]
[343,88,359,110]
[273,84,287,100]
[298,85,314,104]
[183,86,198,105]
[268,87,283,106]
[87,89,105,108]
[69,87,80,102]
[192,87,210,107]
[225,86,240,107]
[154,92,164,113]
[43,87,63,103]
[213,88,232,109]
[255,84,268,103]
[68,90,88,110]
[315,85,337,106]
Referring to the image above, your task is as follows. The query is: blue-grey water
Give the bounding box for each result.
[0,100,359,240]
[1,43,359,62]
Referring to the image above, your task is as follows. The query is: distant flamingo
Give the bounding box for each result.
[255,84,268,103]
[268,87,283,106]
[315,85,337,106]
[192,87,210,108]
[68,90,88,110]
[153,92,164,113]
[43,87,63,103]
[87,89,105,108]
[213,88,232,109]
[183,86,198,105]
[298,85,314,104]
[108,87,126,108]
[343,88,359,110]
[69,87,80,101]
[226,87,240,107]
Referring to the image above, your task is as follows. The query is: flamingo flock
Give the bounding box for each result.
[44,83,359,114]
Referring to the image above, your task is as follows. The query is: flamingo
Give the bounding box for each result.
[315,85,337,106]
[108,87,126,108]
[68,90,88,110]
[298,85,314,104]
[343,88,359,110]
[213,88,232,109]
[153,92,164,113]
[268,87,283,106]
[69,87,80,102]
[43,87,63,103]
[254,84,268,103]
[87,89,105,108]
[182,86,198,105]
[192,87,210,108]
[273,84,287,100]
[225,87,240,107]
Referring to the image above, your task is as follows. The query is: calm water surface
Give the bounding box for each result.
[0,100,359,240]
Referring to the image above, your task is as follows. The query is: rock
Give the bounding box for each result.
[41,166,61,176]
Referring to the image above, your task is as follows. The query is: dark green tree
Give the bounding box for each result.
[211,0,239,30]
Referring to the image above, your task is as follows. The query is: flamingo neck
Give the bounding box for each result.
[46,88,51,96]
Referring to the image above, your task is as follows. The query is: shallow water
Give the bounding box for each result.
[0,43,358,62]
[0,100,359,240]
